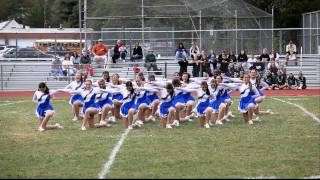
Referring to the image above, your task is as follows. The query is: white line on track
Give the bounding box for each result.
[98,128,131,179]
[0,100,27,107]
[272,97,320,123]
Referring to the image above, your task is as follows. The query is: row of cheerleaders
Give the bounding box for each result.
[32,70,273,132]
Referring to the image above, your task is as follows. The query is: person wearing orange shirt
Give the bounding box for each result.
[92,39,108,68]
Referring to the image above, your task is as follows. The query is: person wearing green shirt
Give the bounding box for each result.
[144,49,159,72]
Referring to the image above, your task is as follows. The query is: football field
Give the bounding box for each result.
[0,96,319,178]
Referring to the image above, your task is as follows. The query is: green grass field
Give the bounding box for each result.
[0,96,319,178]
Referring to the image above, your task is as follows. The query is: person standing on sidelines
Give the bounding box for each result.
[32,82,64,132]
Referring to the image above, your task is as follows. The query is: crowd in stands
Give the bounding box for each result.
[50,39,306,89]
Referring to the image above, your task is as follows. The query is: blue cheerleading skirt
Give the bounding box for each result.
[69,94,84,105]
[210,97,224,113]
[147,94,159,103]
[120,101,136,118]
[195,100,211,116]
[182,92,195,103]
[82,101,99,114]
[96,98,113,112]
[238,96,257,113]
[159,101,175,118]
[36,104,54,118]
[112,93,123,102]
[172,93,186,107]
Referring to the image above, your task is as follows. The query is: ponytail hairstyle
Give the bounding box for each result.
[112,73,121,85]
[201,81,210,96]
[38,82,49,94]
[166,83,174,99]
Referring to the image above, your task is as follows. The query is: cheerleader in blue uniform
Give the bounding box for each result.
[249,69,273,121]
[95,79,114,126]
[195,81,214,128]
[238,74,261,124]
[170,78,187,127]
[120,81,139,129]
[61,79,110,130]
[181,72,196,121]
[145,74,160,122]
[180,81,213,128]
[208,76,228,126]
[218,75,236,121]
[64,73,84,121]
[109,73,123,122]
[32,82,63,132]
[134,76,153,125]
[158,83,176,128]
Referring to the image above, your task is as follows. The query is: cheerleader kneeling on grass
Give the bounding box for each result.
[32,82,64,132]
[238,73,261,125]
[60,79,114,130]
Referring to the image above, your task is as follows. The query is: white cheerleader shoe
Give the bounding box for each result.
[108,116,116,123]
[204,123,210,129]
[215,120,223,125]
[127,125,133,130]
[171,120,180,127]
[227,111,235,118]
[266,109,274,115]
[147,116,156,122]
[81,125,87,131]
[99,120,107,126]
[72,116,79,122]
[55,123,64,129]
[208,121,214,127]
[248,120,254,125]
[166,124,173,129]
[38,126,45,132]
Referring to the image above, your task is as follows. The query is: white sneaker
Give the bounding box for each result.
[72,116,79,122]
[147,116,156,122]
[108,116,116,123]
[266,109,274,115]
[204,123,210,129]
[99,120,107,126]
[166,124,172,129]
[127,125,133,130]
[171,120,180,127]
[189,112,196,118]
[224,118,231,122]
[215,120,223,125]
[81,126,87,131]
[135,120,144,126]
[248,120,254,125]
[227,111,235,118]
[208,121,214,127]
[55,123,63,129]
[38,127,45,132]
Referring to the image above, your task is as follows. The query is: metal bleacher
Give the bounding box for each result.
[0,55,319,90]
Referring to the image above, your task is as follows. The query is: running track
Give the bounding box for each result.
[0,89,319,98]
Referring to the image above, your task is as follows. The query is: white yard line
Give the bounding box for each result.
[272,97,320,123]
[0,100,27,107]
[98,128,131,179]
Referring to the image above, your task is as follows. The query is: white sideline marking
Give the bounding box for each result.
[98,128,131,179]
[272,97,320,123]
[303,175,320,179]
[0,100,27,107]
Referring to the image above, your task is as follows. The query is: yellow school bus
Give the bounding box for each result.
[35,39,85,55]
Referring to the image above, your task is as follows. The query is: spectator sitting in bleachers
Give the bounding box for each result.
[268,60,279,76]
[130,41,143,62]
[207,48,218,74]
[175,42,189,76]
[92,39,108,68]
[259,48,270,64]
[250,57,265,77]
[62,55,76,76]
[50,57,63,78]
[119,42,128,62]
[278,70,289,90]
[269,48,280,63]
[199,50,212,77]
[246,54,257,70]
[237,49,248,64]
[287,73,298,89]
[70,51,80,70]
[190,41,201,77]
[225,63,235,77]
[233,62,245,77]
[264,70,279,90]
[297,71,306,90]
[278,64,287,76]
[219,53,230,75]
[144,48,159,73]
[228,50,237,63]
[285,40,297,65]
[112,40,122,64]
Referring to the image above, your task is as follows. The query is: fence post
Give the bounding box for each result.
[164,62,167,79]
[200,62,203,77]
[1,64,3,90]
[300,46,303,71]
